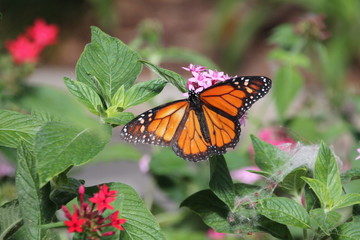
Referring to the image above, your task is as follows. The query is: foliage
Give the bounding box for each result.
[0,17,359,240]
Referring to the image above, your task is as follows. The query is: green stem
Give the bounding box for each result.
[41,221,65,229]
[303,228,308,240]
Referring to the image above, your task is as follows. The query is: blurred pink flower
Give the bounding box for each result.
[0,160,15,178]
[6,35,42,64]
[139,154,151,173]
[26,18,59,47]
[355,148,360,160]
[207,229,226,240]
[231,166,262,184]
[249,128,295,154]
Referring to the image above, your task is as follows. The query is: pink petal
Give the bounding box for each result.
[231,166,262,184]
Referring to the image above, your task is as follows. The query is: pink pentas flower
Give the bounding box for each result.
[207,228,226,239]
[182,64,236,96]
[356,148,360,160]
[139,154,151,173]
[5,35,42,64]
[231,166,262,184]
[26,18,59,47]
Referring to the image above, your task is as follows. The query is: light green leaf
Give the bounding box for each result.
[111,85,125,108]
[104,110,134,125]
[76,26,142,97]
[257,197,311,229]
[333,193,360,210]
[251,135,290,176]
[0,110,43,148]
[273,66,303,120]
[141,60,187,93]
[310,208,341,235]
[64,77,103,115]
[0,200,22,239]
[280,167,308,195]
[16,142,56,240]
[341,167,360,183]
[314,142,343,200]
[333,222,360,240]
[123,79,167,109]
[209,155,235,209]
[35,122,112,186]
[302,177,330,209]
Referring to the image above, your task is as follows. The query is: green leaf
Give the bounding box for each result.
[209,155,235,209]
[257,216,294,240]
[35,122,112,187]
[64,77,103,115]
[89,182,166,240]
[250,135,290,175]
[333,194,360,210]
[273,66,303,120]
[16,142,56,240]
[279,167,308,195]
[0,200,23,239]
[111,85,125,108]
[268,49,310,68]
[310,208,341,235]
[180,189,235,233]
[341,168,360,183]
[0,110,43,148]
[257,197,311,229]
[104,110,134,125]
[141,60,187,93]
[304,184,320,211]
[302,177,330,209]
[314,142,342,200]
[333,222,360,240]
[123,79,167,109]
[49,176,84,206]
[76,26,142,98]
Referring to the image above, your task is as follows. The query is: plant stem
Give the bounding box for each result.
[303,229,308,240]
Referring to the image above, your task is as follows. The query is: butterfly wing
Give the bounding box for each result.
[121,100,189,146]
[199,76,272,118]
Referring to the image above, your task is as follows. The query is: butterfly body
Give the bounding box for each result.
[121,76,271,162]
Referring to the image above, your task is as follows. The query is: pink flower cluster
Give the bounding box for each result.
[182,64,236,95]
[5,19,59,64]
[62,185,126,239]
[356,148,360,160]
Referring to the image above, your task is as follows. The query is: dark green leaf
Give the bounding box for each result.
[251,135,290,176]
[49,176,84,207]
[64,77,103,115]
[209,155,235,209]
[257,216,294,240]
[180,190,235,233]
[314,142,342,201]
[273,66,303,120]
[304,184,320,211]
[0,110,43,148]
[76,26,142,97]
[141,60,187,93]
[333,222,360,240]
[279,167,308,195]
[257,197,311,229]
[310,208,341,235]
[123,79,167,109]
[16,142,56,239]
[0,200,23,239]
[35,122,112,187]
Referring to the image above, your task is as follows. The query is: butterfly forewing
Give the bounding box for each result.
[200,76,272,118]
[121,100,189,146]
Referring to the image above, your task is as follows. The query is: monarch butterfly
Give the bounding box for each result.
[121,76,271,161]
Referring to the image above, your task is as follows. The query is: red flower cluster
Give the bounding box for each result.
[5,19,59,64]
[62,185,126,239]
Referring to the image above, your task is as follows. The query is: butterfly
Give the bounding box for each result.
[121,76,271,162]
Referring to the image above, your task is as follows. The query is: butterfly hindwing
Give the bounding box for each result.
[121,100,189,146]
